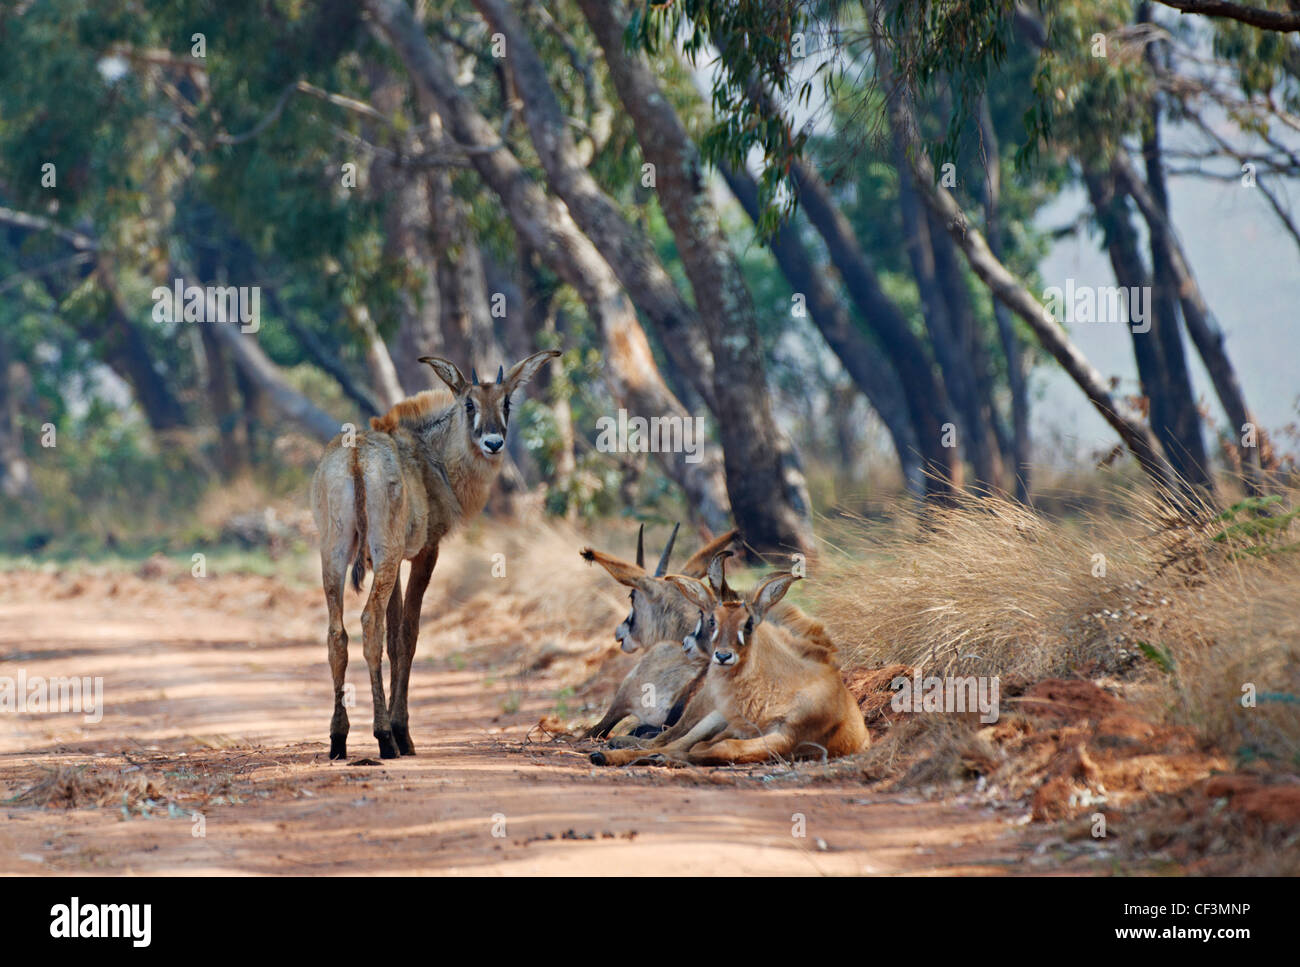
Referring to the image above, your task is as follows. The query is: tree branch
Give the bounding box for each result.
[1153,0,1300,32]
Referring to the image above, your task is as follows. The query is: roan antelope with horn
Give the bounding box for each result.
[578,526,738,738]
[590,573,867,766]
[311,349,559,760]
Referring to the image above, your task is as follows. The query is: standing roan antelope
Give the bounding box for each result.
[312,350,559,760]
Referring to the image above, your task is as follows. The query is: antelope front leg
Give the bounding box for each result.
[591,710,728,766]
[362,560,402,759]
[389,548,435,755]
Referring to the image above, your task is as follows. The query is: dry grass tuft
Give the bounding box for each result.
[6,765,168,811]
[812,489,1300,772]
[812,494,1144,681]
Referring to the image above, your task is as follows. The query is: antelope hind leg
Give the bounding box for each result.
[324,571,350,761]
[362,559,402,760]
[687,730,795,766]
[390,548,435,755]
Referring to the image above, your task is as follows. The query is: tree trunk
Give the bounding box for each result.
[577,0,815,557]
[419,115,506,380]
[1112,156,1265,495]
[1140,94,1214,495]
[1082,169,1209,502]
[196,300,340,443]
[472,0,718,414]
[925,202,1010,485]
[365,66,444,395]
[84,267,188,433]
[364,0,733,533]
[883,97,1179,496]
[198,326,243,476]
[790,158,961,501]
[892,134,1002,491]
[721,162,924,497]
[976,93,1032,501]
[0,340,35,502]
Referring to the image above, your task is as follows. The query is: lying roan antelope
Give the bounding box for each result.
[590,573,868,766]
[312,349,559,760]
[579,525,739,739]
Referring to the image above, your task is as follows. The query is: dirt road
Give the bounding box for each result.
[0,568,1047,875]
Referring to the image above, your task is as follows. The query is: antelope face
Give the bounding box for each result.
[616,589,643,653]
[682,607,717,660]
[418,350,560,461]
[463,380,510,460]
[581,524,690,654]
[708,603,754,670]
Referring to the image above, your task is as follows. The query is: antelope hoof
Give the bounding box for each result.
[630,723,663,739]
[329,734,347,761]
[392,724,416,756]
[590,751,608,766]
[375,730,400,759]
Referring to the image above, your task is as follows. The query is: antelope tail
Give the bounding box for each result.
[349,445,368,593]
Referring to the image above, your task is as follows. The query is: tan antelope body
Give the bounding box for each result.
[311,350,558,760]
[590,574,868,766]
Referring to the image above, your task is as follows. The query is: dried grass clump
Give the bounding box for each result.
[6,765,167,811]
[812,488,1300,768]
[812,493,1146,681]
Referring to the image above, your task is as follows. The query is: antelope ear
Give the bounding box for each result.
[503,349,560,394]
[579,547,652,590]
[419,356,469,396]
[664,575,714,614]
[749,572,800,625]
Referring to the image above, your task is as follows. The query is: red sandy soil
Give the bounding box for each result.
[3,567,1290,875]
[0,569,1064,877]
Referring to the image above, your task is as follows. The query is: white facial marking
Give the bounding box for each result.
[710,626,719,643]
[738,627,745,646]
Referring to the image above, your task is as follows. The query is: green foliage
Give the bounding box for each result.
[1210,496,1300,559]
[1136,639,1177,674]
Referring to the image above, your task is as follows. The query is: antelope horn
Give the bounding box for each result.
[496,365,504,384]
[471,366,479,385]
[654,522,680,577]
[707,549,734,596]
[635,523,645,569]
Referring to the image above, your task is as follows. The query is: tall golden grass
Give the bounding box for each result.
[809,487,1300,766]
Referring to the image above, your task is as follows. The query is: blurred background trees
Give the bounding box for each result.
[1,0,1297,557]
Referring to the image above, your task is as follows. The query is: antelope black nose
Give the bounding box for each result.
[715,650,733,663]
[484,436,504,452]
